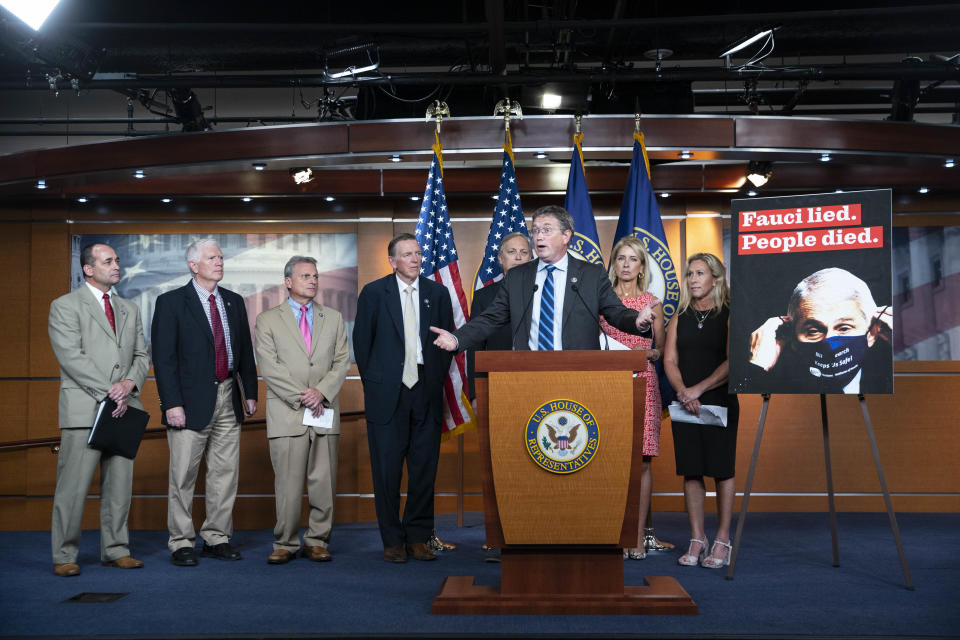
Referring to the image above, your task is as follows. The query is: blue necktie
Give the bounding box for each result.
[537,265,557,350]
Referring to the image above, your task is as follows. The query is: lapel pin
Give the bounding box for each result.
[424,299,431,308]
[571,277,578,283]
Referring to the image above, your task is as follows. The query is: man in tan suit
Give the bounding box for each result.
[48,243,149,576]
[255,256,350,564]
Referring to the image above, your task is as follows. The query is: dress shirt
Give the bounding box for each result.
[84,281,116,312]
[395,275,423,365]
[288,298,314,336]
[191,278,234,371]
[528,253,569,351]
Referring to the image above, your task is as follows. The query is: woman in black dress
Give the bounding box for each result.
[663,253,739,569]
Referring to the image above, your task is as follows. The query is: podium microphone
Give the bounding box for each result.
[511,283,539,347]
[571,283,610,350]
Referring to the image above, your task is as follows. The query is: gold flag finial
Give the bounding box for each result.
[635,112,642,134]
[494,97,523,133]
[574,113,582,135]
[426,100,451,134]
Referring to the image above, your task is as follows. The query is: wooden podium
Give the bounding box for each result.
[432,351,696,615]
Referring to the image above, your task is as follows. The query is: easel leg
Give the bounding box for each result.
[727,393,770,580]
[857,394,914,590]
[820,394,840,567]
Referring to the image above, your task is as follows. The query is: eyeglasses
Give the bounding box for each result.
[530,226,557,236]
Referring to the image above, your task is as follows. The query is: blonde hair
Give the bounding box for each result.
[607,236,651,293]
[677,252,729,316]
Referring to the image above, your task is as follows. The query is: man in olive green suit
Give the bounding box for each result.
[255,256,350,564]
[48,243,149,577]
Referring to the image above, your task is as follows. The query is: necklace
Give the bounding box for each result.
[693,308,711,329]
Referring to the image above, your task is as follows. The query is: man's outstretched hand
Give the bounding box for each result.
[430,326,458,351]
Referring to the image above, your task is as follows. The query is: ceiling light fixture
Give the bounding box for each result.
[291,168,313,184]
[541,93,562,110]
[36,179,47,190]
[719,28,777,67]
[390,154,402,163]
[945,159,955,168]
[679,150,692,160]
[535,152,548,159]
[252,162,266,171]
[76,197,87,203]
[161,198,172,203]
[410,196,419,201]
[133,169,145,179]
[0,0,63,30]
[746,160,773,188]
[820,153,832,162]
[918,187,929,194]
[747,189,758,197]
[241,196,252,202]
[660,193,670,198]
[325,196,336,202]
[327,63,379,79]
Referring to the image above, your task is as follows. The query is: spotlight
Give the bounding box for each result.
[491,195,499,201]
[134,169,145,179]
[679,150,692,160]
[946,159,955,168]
[161,198,172,203]
[327,63,379,79]
[746,161,773,188]
[252,162,266,171]
[834,189,844,193]
[535,151,548,159]
[820,153,831,162]
[241,196,252,202]
[660,192,670,198]
[76,197,87,203]
[1,0,63,30]
[410,196,420,201]
[918,187,929,194]
[390,154,402,163]
[291,168,314,184]
[720,29,775,60]
[325,196,336,202]
[36,179,47,190]
[747,189,758,197]
[541,93,562,110]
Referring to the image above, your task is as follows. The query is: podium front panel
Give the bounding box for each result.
[489,370,634,545]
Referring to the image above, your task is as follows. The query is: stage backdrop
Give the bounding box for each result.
[70,232,358,361]
[728,189,893,395]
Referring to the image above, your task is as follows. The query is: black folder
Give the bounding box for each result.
[87,399,150,459]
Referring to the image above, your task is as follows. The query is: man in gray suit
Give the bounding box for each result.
[48,243,150,576]
[432,205,655,353]
[255,256,350,564]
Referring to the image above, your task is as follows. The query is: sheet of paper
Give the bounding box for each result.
[302,407,334,430]
[88,400,109,444]
[668,401,728,427]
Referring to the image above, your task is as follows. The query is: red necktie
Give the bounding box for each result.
[209,294,229,382]
[103,293,116,334]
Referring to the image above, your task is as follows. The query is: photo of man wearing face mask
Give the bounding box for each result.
[742,267,893,394]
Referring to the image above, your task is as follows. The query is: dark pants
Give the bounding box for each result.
[365,379,442,548]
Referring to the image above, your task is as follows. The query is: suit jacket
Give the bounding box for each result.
[48,286,149,429]
[352,274,454,425]
[254,301,350,437]
[454,257,641,351]
[151,281,258,430]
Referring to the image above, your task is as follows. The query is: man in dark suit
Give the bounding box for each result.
[432,205,655,353]
[151,239,258,567]
[352,233,454,563]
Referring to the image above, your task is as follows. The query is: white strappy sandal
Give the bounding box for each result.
[677,538,707,566]
[701,539,732,568]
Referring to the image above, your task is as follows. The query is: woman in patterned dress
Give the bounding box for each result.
[599,236,664,560]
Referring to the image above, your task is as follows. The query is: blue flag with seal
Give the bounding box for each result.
[613,130,681,407]
[473,130,529,290]
[563,132,603,264]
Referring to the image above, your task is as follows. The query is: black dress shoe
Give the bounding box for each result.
[171,547,198,566]
[201,542,242,561]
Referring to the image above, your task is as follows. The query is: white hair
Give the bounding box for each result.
[788,267,877,322]
[185,238,220,264]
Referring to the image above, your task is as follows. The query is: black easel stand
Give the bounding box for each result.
[726,393,914,590]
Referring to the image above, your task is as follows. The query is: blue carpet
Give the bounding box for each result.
[1,512,957,639]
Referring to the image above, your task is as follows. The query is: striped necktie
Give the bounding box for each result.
[537,265,557,350]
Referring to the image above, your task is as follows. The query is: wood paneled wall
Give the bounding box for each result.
[0,195,957,531]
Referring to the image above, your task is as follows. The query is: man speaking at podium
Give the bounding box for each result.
[432,205,655,353]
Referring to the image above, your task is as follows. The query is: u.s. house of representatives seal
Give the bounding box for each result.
[525,399,600,474]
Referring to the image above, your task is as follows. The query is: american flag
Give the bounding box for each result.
[473,132,529,290]
[415,133,476,439]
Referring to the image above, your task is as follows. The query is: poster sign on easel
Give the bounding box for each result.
[728,189,893,395]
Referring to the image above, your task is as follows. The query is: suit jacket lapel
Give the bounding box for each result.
[418,276,432,346]
[311,303,325,358]
[114,295,129,338]
[184,282,215,346]
[386,276,404,339]
[522,260,539,335]
[279,302,309,357]
[80,287,117,341]
[561,257,583,325]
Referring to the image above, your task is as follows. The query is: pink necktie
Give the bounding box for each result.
[299,305,311,353]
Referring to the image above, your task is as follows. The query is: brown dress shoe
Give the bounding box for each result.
[54,563,80,577]
[405,542,438,561]
[383,545,408,563]
[429,532,456,551]
[267,549,295,565]
[101,555,144,569]
[301,546,331,562]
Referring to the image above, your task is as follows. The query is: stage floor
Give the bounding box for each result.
[1,512,956,639]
